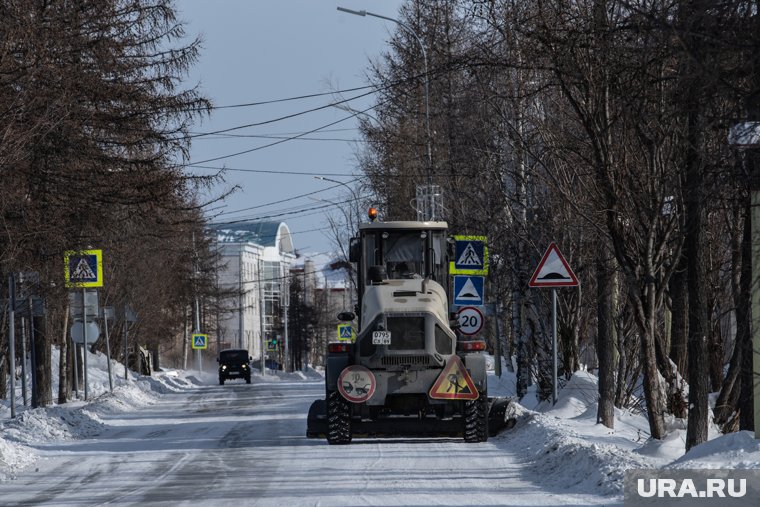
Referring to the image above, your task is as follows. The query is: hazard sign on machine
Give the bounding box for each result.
[64,249,104,288]
[453,275,484,306]
[450,236,488,275]
[429,355,479,400]
[529,243,579,288]
[191,333,208,350]
[456,306,484,336]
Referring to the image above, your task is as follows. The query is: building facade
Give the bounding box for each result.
[214,221,296,365]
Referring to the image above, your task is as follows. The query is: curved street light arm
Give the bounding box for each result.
[337,6,433,185]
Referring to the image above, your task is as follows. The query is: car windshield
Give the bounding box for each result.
[220,350,248,363]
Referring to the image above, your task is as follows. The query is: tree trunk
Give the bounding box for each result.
[32,314,51,407]
[739,198,754,431]
[58,310,69,404]
[641,278,667,439]
[596,250,617,428]
[614,325,628,408]
[514,294,530,398]
[668,257,688,380]
[684,76,709,451]
[151,342,160,372]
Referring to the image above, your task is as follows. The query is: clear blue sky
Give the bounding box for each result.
[177,1,406,257]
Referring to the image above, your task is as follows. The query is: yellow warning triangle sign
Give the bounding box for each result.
[429,355,479,400]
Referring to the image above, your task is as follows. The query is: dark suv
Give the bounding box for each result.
[218,349,252,385]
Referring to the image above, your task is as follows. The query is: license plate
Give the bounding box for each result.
[229,371,239,375]
[372,331,391,345]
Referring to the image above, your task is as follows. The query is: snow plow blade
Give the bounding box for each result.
[488,397,517,436]
[306,397,516,439]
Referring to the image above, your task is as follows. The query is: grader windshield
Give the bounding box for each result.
[356,221,449,286]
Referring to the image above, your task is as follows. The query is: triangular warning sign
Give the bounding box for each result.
[529,243,579,287]
[457,243,482,266]
[72,258,96,280]
[429,356,479,400]
[456,278,481,301]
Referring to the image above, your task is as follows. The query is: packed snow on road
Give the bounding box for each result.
[1,348,759,506]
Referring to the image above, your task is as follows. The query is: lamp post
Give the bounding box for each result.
[314,175,360,227]
[336,7,432,187]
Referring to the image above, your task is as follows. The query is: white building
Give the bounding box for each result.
[214,221,296,363]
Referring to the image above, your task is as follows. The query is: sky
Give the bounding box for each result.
[177,1,407,259]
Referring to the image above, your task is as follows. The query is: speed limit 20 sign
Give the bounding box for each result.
[457,306,484,336]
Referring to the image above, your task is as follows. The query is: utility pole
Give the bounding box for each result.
[259,258,267,376]
[283,276,290,373]
[239,247,244,349]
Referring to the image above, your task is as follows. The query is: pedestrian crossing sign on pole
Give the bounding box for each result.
[450,236,488,275]
[64,250,104,288]
[191,333,208,350]
[337,323,354,343]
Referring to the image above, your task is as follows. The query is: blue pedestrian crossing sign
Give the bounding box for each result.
[454,275,485,306]
[337,323,354,343]
[191,333,208,350]
[450,236,488,275]
[64,249,104,288]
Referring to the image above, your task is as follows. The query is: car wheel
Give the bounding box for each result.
[219,378,224,385]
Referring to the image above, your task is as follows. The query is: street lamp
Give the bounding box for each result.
[314,175,359,226]
[337,6,433,187]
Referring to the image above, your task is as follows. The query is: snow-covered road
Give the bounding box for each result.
[3,378,615,506]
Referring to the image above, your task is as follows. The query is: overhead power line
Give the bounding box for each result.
[188,101,384,166]
[210,84,379,109]
[187,164,359,177]
[184,89,377,140]
[217,178,365,216]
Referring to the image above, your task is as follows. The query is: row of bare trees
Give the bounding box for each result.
[1,1,220,408]
[355,0,759,449]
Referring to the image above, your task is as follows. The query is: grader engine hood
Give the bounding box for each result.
[360,278,449,327]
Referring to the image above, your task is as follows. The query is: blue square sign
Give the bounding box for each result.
[453,275,485,306]
[64,250,103,288]
[450,236,488,275]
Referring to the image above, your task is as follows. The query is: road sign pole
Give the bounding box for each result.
[20,315,27,406]
[72,338,79,399]
[552,288,558,406]
[28,297,38,408]
[103,310,113,393]
[124,304,129,381]
[8,273,16,418]
[82,288,89,401]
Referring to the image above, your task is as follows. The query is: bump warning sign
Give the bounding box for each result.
[429,355,479,400]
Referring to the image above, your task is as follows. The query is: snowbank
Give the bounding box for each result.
[0,358,203,483]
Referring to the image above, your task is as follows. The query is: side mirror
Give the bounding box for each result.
[449,319,461,329]
[337,311,356,322]
[349,237,361,263]
[216,358,220,363]
[249,356,253,361]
